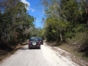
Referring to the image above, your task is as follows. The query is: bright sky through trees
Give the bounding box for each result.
[21,0,44,28]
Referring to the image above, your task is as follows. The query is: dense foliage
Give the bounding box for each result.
[42,0,86,41]
[0,0,34,50]
[42,0,88,55]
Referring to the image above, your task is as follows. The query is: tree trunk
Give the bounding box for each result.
[60,29,63,42]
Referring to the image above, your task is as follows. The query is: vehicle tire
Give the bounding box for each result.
[39,46,41,49]
[29,46,31,49]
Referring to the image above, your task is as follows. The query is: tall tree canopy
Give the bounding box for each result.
[0,0,34,46]
[42,0,86,41]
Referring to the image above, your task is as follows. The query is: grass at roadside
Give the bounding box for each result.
[57,43,88,62]
[46,32,88,62]
[46,41,88,62]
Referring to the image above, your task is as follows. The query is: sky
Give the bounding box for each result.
[21,0,44,28]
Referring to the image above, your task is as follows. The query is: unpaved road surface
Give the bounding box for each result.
[0,43,80,66]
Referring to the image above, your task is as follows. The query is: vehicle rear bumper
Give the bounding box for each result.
[28,45,40,48]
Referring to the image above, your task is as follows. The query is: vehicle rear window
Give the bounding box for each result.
[30,37,39,41]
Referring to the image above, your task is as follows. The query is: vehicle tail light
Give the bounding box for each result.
[38,41,41,44]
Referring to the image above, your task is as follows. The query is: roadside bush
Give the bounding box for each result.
[66,32,86,47]
[78,38,88,56]
[65,31,88,56]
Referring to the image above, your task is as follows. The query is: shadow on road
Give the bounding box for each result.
[29,48,41,50]
[20,47,28,50]
[19,47,41,50]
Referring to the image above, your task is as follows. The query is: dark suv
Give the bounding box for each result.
[28,37,41,49]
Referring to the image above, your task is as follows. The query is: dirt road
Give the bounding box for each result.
[0,43,79,66]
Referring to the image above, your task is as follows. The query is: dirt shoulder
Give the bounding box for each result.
[46,41,88,66]
[0,40,28,62]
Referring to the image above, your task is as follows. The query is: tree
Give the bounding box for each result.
[0,0,34,47]
[42,0,86,42]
